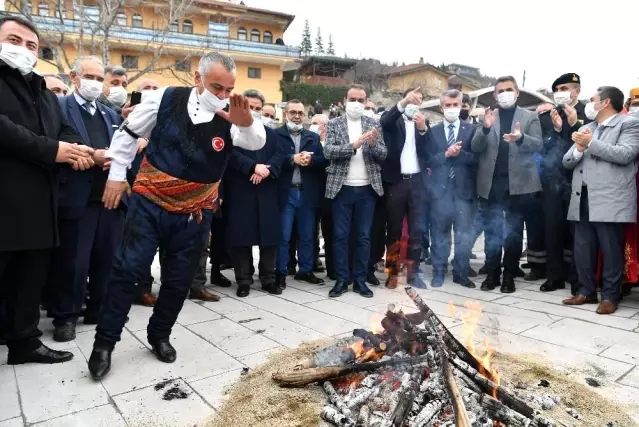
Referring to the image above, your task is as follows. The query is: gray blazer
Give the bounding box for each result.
[563,114,639,223]
[471,107,543,198]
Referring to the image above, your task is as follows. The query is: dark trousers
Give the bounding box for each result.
[190,247,210,292]
[209,214,230,274]
[524,194,546,271]
[543,181,574,281]
[277,188,315,274]
[288,219,298,270]
[321,198,335,277]
[574,190,625,301]
[231,246,277,286]
[332,185,376,282]
[386,177,424,280]
[430,187,475,280]
[422,198,431,257]
[483,193,542,274]
[288,212,322,270]
[51,203,124,326]
[370,193,387,271]
[96,194,211,344]
[0,249,51,352]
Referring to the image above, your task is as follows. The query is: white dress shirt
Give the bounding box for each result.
[396,102,420,174]
[344,117,370,186]
[106,87,266,181]
[73,92,97,115]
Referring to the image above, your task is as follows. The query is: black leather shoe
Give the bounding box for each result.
[468,267,478,278]
[540,279,566,292]
[211,273,232,287]
[88,346,112,379]
[262,283,282,295]
[431,275,444,288]
[514,267,526,278]
[8,344,74,365]
[524,269,547,281]
[275,274,287,289]
[53,322,76,343]
[481,270,500,291]
[236,285,251,298]
[329,281,349,298]
[149,339,177,363]
[478,264,489,275]
[287,266,297,276]
[366,272,380,286]
[313,260,325,273]
[353,281,373,298]
[83,315,99,325]
[501,272,516,293]
[453,274,476,289]
[295,272,324,285]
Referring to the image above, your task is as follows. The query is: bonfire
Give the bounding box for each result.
[272,287,558,427]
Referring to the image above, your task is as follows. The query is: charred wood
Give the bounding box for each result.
[479,394,531,427]
[321,405,356,427]
[324,381,352,417]
[355,405,371,427]
[409,399,443,427]
[441,351,472,427]
[353,329,388,352]
[347,387,379,410]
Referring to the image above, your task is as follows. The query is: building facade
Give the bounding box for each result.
[8,0,300,103]
[387,63,478,100]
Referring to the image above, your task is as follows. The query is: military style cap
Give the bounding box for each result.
[552,73,581,92]
[630,88,639,100]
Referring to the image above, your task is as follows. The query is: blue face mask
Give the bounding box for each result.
[286,121,304,133]
[405,104,420,119]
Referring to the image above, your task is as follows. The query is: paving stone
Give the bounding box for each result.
[619,366,639,388]
[225,308,327,348]
[274,287,327,304]
[189,369,243,410]
[33,404,127,427]
[512,290,639,318]
[0,345,7,365]
[0,419,23,427]
[323,287,410,309]
[593,383,639,423]
[195,296,257,316]
[511,300,639,330]
[600,343,639,365]
[0,366,20,422]
[211,282,269,299]
[244,295,361,336]
[101,325,242,396]
[236,348,282,369]
[521,318,639,356]
[74,328,144,359]
[122,304,154,332]
[187,318,280,357]
[491,296,527,305]
[304,299,382,326]
[14,348,109,424]
[176,299,222,326]
[421,283,506,302]
[113,378,212,427]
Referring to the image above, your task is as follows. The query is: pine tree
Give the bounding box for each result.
[315,27,324,55]
[327,34,335,55]
[300,20,312,57]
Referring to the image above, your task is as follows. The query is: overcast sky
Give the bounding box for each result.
[252,0,639,98]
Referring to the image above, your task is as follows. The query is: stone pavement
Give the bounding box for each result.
[2,250,639,426]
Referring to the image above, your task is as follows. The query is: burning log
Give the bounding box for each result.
[321,406,356,427]
[409,399,443,427]
[355,405,370,427]
[404,287,498,383]
[479,394,531,427]
[441,351,472,427]
[324,381,352,417]
[347,387,379,410]
[272,354,430,387]
[353,329,388,353]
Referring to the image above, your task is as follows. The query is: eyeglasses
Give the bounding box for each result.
[287,111,305,117]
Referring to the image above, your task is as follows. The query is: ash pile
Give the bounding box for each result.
[272,287,560,427]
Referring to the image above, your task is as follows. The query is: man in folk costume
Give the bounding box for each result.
[88,53,266,379]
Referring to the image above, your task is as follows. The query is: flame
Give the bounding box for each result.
[370,313,384,335]
[347,339,384,363]
[447,301,501,398]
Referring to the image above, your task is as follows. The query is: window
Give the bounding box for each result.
[182,19,193,34]
[39,47,53,60]
[84,6,99,22]
[208,22,229,38]
[37,2,49,16]
[175,59,191,72]
[248,67,261,79]
[169,20,179,32]
[263,31,273,44]
[132,14,143,28]
[237,27,247,41]
[436,79,442,89]
[121,55,139,69]
[116,12,127,26]
[250,29,260,42]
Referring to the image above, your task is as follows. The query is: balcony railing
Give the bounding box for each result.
[24,15,301,58]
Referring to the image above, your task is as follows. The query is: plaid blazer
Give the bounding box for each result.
[323,115,387,199]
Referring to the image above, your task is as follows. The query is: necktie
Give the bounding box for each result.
[596,125,605,139]
[83,102,93,115]
[448,124,455,179]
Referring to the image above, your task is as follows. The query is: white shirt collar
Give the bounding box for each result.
[444,118,460,129]
[73,91,97,112]
[600,113,618,127]
[188,88,216,125]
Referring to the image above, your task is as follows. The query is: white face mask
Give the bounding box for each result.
[346,101,365,119]
[107,86,128,106]
[309,124,321,134]
[585,101,600,121]
[405,104,420,119]
[262,116,276,128]
[199,88,228,113]
[497,91,517,109]
[251,111,262,121]
[78,78,104,102]
[553,91,572,106]
[0,43,37,75]
[629,106,639,117]
[363,109,375,118]
[286,121,304,133]
[443,107,461,123]
[140,89,156,103]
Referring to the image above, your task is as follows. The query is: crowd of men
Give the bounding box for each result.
[2,15,639,380]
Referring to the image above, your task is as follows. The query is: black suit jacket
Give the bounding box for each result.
[0,62,82,251]
[380,104,429,185]
[425,120,477,201]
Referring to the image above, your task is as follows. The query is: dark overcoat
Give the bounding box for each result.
[224,127,285,247]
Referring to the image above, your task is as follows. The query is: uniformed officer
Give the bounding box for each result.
[536,73,590,293]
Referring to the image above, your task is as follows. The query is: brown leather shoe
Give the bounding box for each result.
[562,294,598,306]
[134,292,157,307]
[189,288,220,302]
[596,300,618,315]
[385,275,398,289]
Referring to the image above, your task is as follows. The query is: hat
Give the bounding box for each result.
[630,88,639,100]
[552,73,581,92]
